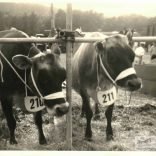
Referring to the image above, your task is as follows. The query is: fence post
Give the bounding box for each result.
[66,3,73,150]
[50,3,55,37]
[152,24,155,36]
[147,25,150,36]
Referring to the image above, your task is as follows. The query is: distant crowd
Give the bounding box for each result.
[133,41,156,65]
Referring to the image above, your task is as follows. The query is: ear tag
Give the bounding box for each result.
[97,86,117,106]
[24,96,45,112]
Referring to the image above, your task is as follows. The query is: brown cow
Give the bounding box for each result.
[72,32,141,141]
[0,29,69,144]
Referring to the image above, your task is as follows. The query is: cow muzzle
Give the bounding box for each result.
[54,102,69,116]
[44,91,69,116]
[46,102,69,117]
[115,67,142,91]
[126,77,142,91]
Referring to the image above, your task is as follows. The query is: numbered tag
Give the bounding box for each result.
[24,96,45,112]
[97,86,117,106]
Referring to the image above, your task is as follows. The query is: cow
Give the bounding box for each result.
[72,32,141,141]
[0,28,69,145]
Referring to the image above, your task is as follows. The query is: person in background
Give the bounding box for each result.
[134,42,145,65]
[149,42,156,61]
[133,42,139,51]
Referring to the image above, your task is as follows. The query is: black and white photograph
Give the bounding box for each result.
[0,0,156,153]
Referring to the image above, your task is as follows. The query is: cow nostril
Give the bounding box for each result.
[128,81,135,88]
[56,107,62,115]
[56,105,69,116]
[127,79,141,91]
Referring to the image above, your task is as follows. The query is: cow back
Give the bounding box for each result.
[72,32,107,92]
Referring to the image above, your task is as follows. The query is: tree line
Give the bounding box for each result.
[0,8,156,36]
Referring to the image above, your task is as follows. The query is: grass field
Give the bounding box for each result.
[0,53,156,151]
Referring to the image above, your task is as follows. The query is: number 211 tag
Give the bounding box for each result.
[97,86,117,106]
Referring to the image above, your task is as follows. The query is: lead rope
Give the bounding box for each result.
[0,57,4,83]
[30,68,43,98]
[96,54,101,91]
[98,54,116,85]
[25,69,28,97]
[128,91,132,105]
[24,45,35,97]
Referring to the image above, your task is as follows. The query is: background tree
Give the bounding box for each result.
[0,3,155,36]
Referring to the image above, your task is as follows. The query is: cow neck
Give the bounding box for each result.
[96,53,136,89]
[0,50,33,93]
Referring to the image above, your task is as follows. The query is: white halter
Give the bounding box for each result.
[30,68,65,100]
[98,55,136,85]
[115,68,136,82]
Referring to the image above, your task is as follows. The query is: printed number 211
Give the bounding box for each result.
[102,92,114,103]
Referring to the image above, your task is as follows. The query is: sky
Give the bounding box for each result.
[1,0,156,17]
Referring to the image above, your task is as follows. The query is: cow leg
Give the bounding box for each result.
[1,98,17,144]
[80,102,85,117]
[93,103,100,120]
[34,111,47,145]
[105,103,114,141]
[80,89,93,141]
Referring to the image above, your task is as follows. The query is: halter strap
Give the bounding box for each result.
[44,92,65,100]
[98,54,136,85]
[115,68,136,81]
[99,55,116,84]
[31,68,65,101]
[31,68,43,98]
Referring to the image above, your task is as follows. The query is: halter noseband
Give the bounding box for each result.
[97,48,136,86]
[30,68,65,101]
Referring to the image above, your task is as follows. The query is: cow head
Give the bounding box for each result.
[12,44,69,117]
[95,34,141,91]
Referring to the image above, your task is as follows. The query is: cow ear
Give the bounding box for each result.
[51,44,61,55]
[94,41,105,54]
[12,55,32,70]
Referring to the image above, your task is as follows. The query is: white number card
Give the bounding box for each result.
[24,96,45,112]
[97,86,117,106]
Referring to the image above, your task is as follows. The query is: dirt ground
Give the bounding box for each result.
[0,53,156,151]
[72,89,156,151]
[1,88,156,151]
[0,108,68,150]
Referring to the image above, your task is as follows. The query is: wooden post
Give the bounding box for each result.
[66,3,73,150]
[152,24,155,36]
[147,25,150,36]
[50,3,55,37]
